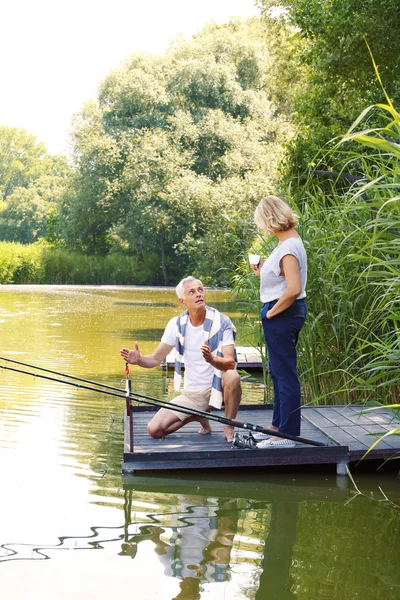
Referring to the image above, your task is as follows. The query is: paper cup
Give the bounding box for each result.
[248,254,261,265]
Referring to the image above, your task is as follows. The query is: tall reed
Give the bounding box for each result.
[0,242,140,285]
[232,98,400,406]
[0,241,44,283]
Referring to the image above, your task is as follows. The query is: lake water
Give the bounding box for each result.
[0,285,399,599]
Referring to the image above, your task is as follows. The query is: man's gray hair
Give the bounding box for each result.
[176,276,203,299]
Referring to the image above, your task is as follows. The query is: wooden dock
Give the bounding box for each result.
[162,346,264,372]
[122,404,400,475]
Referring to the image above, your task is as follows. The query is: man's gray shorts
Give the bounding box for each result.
[167,387,212,421]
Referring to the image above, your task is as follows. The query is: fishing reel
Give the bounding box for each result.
[232,431,258,450]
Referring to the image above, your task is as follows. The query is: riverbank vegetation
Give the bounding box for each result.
[0,1,398,404]
[234,89,400,405]
[0,17,297,285]
[0,242,138,284]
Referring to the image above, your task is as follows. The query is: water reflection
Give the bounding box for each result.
[116,327,168,341]
[0,524,125,562]
[121,495,239,597]
[1,287,400,599]
[255,503,298,600]
[121,475,349,600]
[1,468,400,600]
[114,301,176,308]
[121,473,400,600]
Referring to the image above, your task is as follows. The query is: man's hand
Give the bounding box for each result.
[120,343,141,365]
[120,341,173,369]
[201,341,214,365]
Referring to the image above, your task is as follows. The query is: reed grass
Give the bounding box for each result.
[0,241,44,283]
[41,248,138,284]
[0,242,139,285]
[232,98,400,406]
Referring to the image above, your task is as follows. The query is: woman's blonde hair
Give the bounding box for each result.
[254,195,299,234]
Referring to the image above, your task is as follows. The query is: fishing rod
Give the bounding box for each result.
[0,356,223,415]
[0,356,222,422]
[0,356,126,393]
[0,362,212,420]
[0,355,242,422]
[0,358,325,447]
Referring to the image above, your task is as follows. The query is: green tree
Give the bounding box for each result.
[0,126,49,200]
[0,136,73,245]
[99,54,171,132]
[59,101,127,254]
[64,17,295,284]
[0,187,49,243]
[256,0,400,179]
[114,129,195,284]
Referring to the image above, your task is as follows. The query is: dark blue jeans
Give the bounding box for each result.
[261,299,307,436]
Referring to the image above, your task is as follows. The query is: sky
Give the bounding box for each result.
[0,0,260,155]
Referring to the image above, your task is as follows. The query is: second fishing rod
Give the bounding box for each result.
[0,361,214,421]
[0,355,221,422]
[0,355,240,426]
[0,356,326,447]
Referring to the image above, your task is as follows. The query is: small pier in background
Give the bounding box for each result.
[122,404,400,475]
[162,346,264,372]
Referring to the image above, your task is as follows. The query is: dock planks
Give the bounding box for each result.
[122,404,400,475]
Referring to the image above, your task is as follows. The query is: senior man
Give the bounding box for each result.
[120,276,242,442]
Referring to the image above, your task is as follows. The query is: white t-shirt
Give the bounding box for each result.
[161,316,234,391]
[260,237,307,303]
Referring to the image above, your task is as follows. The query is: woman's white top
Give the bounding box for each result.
[260,237,307,303]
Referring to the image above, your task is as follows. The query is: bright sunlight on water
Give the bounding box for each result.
[0,285,399,599]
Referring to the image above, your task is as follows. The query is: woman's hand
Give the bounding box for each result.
[266,255,302,318]
[251,259,263,276]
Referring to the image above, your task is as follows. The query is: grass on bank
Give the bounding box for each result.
[0,242,138,285]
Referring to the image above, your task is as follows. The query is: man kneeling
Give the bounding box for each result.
[120,276,242,443]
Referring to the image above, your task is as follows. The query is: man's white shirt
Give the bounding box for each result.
[162,317,234,391]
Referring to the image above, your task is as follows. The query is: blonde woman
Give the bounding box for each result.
[251,196,307,448]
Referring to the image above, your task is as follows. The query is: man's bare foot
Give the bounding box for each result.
[198,418,212,435]
[224,425,234,443]
[198,425,212,435]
